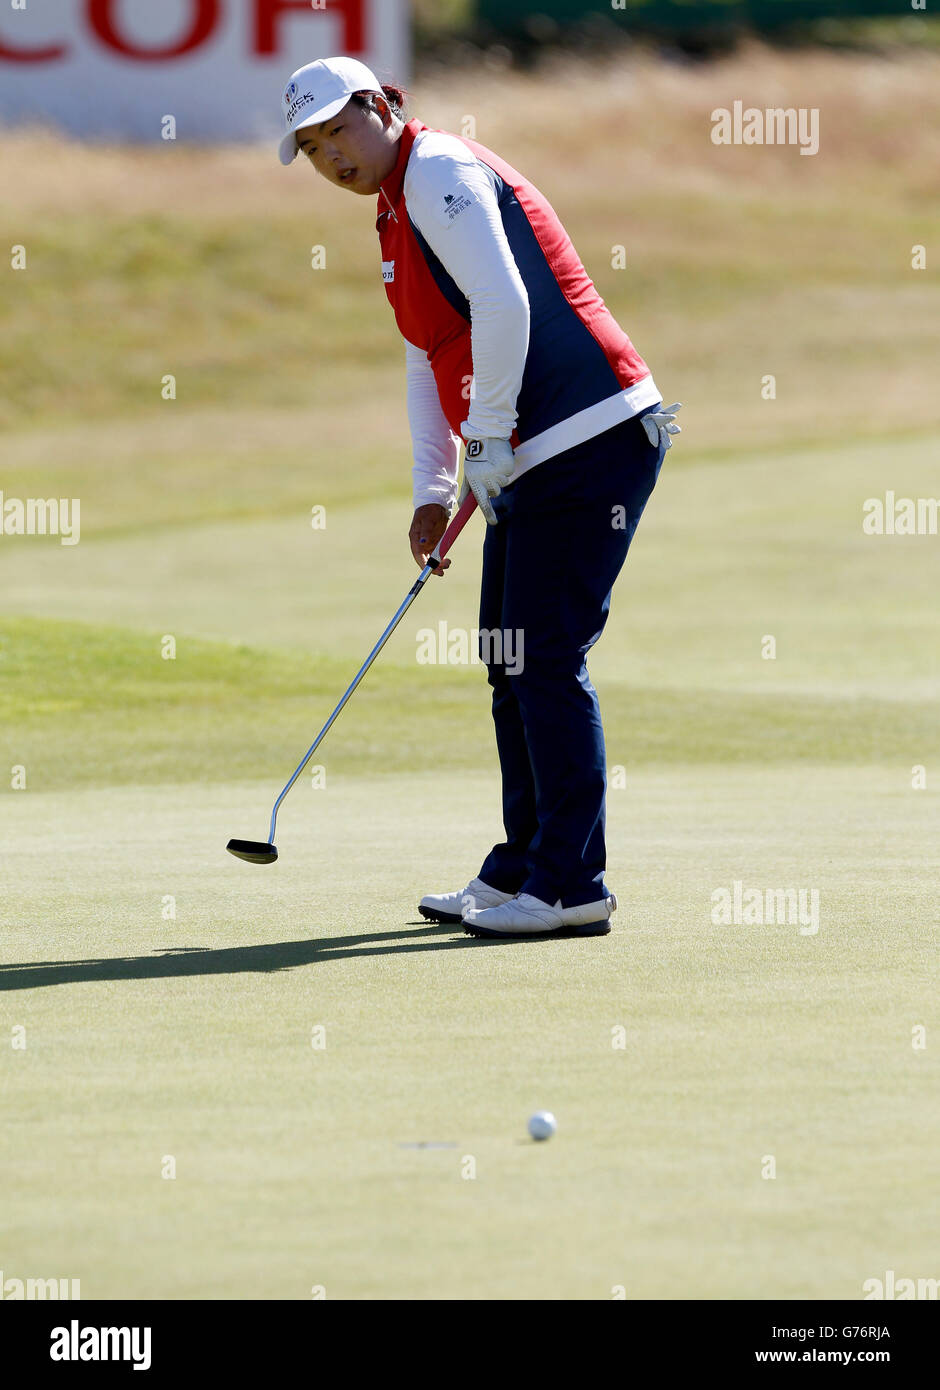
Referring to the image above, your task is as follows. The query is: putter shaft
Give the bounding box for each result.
[266,492,478,845]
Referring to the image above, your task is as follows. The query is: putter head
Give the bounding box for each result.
[226,838,278,865]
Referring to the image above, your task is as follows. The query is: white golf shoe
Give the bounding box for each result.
[418,876,515,924]
[462,892,617,938]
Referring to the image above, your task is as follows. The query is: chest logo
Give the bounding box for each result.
[382,260,395,283]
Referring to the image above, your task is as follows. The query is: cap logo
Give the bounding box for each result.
[286,90,317,123]
[285,81,298,102]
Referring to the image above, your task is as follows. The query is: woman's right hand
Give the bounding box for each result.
[409,503,451,576]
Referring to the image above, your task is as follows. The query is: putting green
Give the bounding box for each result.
[1,765,936,1299]
[2,430,938,1297]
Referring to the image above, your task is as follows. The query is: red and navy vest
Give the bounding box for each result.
[376,119,651,449]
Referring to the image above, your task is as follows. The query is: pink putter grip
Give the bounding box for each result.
[431,491,478,565]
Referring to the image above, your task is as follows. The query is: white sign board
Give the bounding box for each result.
[0,0,410,142]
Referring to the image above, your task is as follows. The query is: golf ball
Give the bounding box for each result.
[528,1110,556,1141]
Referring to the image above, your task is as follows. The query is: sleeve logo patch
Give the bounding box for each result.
[382,260,395,283]
[439,185,474,225]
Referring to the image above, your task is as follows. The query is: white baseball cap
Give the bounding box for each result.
[278,56,385,166]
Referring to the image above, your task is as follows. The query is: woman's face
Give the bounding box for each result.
[296,96,399,195]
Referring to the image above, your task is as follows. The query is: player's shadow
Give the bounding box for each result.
[0,920,527,991]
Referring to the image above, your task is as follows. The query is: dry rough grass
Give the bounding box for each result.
[1,44,937,454]
[5,44,937,214]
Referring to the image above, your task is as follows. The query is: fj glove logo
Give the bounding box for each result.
[458,438,515,526]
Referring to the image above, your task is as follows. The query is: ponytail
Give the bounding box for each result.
[353,83,408,119]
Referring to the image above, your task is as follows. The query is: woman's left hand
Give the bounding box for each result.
[641,402,682,451]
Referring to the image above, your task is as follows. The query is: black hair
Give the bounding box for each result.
[351,84,407,119]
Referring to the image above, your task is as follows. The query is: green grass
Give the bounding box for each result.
[1,423,936,1296]
[2,770,936,1298]
[2,431,937,790]
[0,605,938,793]
[1,48,938,1299]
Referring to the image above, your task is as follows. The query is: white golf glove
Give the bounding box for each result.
[458,437,515,526]
[641,402,683,451]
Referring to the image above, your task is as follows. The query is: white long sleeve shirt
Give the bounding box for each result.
[402,131,531,509]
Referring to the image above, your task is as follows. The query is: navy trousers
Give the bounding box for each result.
[476,406,666,907]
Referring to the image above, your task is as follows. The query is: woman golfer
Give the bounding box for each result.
[278,57,680,938]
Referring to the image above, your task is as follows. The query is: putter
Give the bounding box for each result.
[227,491,478,865]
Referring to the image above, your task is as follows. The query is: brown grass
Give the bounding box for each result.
[4,43,938,215]
[1,43,937,475]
